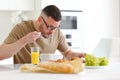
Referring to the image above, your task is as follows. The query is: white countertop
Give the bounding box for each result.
[0,57,120,80]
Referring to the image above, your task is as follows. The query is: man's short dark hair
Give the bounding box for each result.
[42,5,61,21]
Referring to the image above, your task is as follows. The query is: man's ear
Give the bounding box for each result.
[37,16,42,23]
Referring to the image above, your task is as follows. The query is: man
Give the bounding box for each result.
[0,5,85,64]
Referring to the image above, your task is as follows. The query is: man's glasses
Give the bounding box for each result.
[41,16,59,30]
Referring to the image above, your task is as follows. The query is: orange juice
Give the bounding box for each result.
[31,52,39,64]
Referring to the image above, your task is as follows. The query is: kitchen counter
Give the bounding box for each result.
[0,58,120,80]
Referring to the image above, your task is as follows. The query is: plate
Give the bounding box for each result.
[84,65,108,69]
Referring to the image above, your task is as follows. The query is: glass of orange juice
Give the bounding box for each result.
[31,47,40,64]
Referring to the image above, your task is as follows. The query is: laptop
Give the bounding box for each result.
[92,38,112,59]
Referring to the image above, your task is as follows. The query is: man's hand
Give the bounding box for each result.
[77,53,86,58]
[22,31,41,44]
[63,49,86,61]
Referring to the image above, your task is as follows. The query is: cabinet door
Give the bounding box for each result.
[13,0,34,11]
[0,0,13,10]
[0,0,34,11]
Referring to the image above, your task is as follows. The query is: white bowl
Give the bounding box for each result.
[40,53,63,62]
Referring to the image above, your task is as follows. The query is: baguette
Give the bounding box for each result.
[20,57,83,74]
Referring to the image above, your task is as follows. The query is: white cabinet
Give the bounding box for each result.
[0,0,34,11]
[41,0,84,10]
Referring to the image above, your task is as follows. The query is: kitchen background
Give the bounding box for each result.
[0,0,119,64]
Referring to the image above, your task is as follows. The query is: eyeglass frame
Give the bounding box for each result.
[41,16,59,30]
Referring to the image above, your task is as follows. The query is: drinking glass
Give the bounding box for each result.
[31,47,40,64]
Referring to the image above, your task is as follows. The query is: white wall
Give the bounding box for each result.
[0,12,13,43]
[83,0,119,53]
